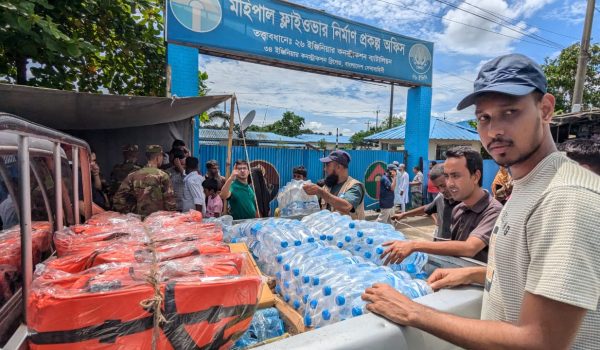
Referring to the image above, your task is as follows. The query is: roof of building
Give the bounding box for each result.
[199,128,307,144]
[365,117,480,141]
[296,134,352,144]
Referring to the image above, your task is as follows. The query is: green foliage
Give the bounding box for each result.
[0,0,167,96]
[542,43,600,113]
[317,138,327,150]
[247,111,308,137]
[351,115,405,148]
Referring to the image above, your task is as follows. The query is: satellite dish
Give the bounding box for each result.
[240,110,256,132]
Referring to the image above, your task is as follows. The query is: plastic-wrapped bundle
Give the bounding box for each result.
[273,244,431,329]
[204,215,234,242]
[45,241,231,273]
[143,209,203,227]
[234,218,316,275]
[84,211,141,226]
[233,307,285,349]
[277,180,320,217]
[301,211,428,276]
[0,222,53,269]
[53,223,148,257]
[27,253,262,350]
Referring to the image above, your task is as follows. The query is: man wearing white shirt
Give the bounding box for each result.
[182,157,206,215]
[394,163,409,212]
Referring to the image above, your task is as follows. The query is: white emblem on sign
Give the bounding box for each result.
[170,0,222,33]
[409,43,432,74]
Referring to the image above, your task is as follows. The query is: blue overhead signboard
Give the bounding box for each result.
[166,0,434,86]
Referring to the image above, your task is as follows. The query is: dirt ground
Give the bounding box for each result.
[365,210,435,242]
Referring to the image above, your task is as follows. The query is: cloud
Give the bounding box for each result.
[543,0,587,24]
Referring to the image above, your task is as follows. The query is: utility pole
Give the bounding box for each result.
[375,109,380,129]
[388,84,394,129]
[366,121,371,130]
[572,0,596,112]
[335,128,339,150]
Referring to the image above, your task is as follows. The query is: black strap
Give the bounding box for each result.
[29,281,257,349]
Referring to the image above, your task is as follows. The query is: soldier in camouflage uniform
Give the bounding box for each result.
[113,145,176,217]
[109,144,142,198]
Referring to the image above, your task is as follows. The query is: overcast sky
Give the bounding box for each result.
[199,0,597,135]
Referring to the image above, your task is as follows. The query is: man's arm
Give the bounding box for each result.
[318,188,353,214]
[161,173,177,211]
[220,170,237,200]
[392,205,427,220]
[381,236,486,265]
[362,284,587,350]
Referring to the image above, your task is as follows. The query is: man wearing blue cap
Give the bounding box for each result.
[303,150,366,220]
[363,54,600,348]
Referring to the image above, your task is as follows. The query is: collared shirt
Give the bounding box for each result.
[182,171,205,214]
[424,193,459,241]
[166,167,185,211]
[450,190,502,262]
[379,174,395,209]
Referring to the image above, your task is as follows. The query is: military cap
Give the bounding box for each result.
[122,144,139,152]
[145,145,163,154]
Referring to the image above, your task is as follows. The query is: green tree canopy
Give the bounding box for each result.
[542,43,600,113]
[247,111,308,137]
[1,0,166,95]
[350,115,405,148]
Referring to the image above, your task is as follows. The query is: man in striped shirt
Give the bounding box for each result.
[362,54,600,349]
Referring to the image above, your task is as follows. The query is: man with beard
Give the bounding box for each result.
[382,147,501,264]
[362,54,600,349]
[392,164,460,241]
[303,150,365,220]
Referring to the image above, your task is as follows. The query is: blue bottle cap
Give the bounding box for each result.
[231,238,238,243]
[308,237,315,243]
[349,222,356,229]
[304,315,312,327]
[337,242,344,248]
[416,272,428,279]
[406,263,416,274]
[364,252,372,259]
[357,231,364,238]
[284,264,290,271]
[303,294,309,304]
[354,245,361,252]
[324,286,332,296]
[284,281,290,289]
[345,235,352,242]
[322,309,331,321]
[327,235,334,241]
[319,234,327,240]
[284,294,290,302]
[275,272,281,280]
[275,285,281,294]
[313,277,320,286]
[366,238,374,244]
[376,247,384,255]
[336,295,346,306]
[310,299,318,309]
[351,306,363,317]
[293,300,301,310]
[293,268,300,277]
[302,276,310,284]
[294,240,302,246]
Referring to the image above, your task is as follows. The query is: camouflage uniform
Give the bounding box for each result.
[112,145,176,217]
[109,145,141,196]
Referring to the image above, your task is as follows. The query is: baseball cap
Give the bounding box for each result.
[320,150,351,167]
[122,144,138,152]
[457,54,547,111]
[145,145,163,154]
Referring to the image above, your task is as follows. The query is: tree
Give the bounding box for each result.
[351,115,405,149]
[542,43,600,113]
[1,0,167,96]
[247,111,308,137]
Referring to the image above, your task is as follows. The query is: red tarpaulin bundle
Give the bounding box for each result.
[29,210,262,349]
[28,254,261,350]
[0,222,53,270]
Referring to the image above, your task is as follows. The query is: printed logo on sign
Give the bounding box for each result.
[409,43,431,74]
[364,161,387,200]
[170,0,222,33]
